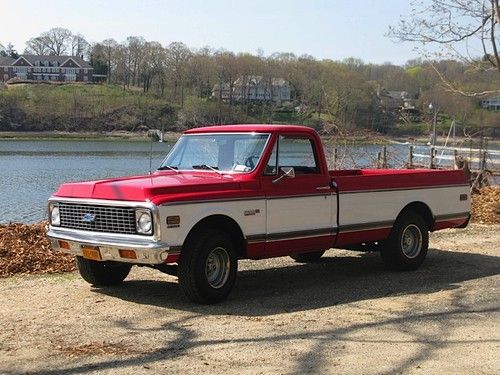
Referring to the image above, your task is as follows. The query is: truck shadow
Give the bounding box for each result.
[97,248,500,316]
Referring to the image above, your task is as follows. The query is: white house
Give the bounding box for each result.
[481,96,500,111]
[212,76,291,103]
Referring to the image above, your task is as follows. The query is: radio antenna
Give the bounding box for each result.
[149,132,154,175]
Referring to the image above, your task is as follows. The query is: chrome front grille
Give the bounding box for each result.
[58,203,137,235]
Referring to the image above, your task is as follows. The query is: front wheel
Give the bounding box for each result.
[75,256,132,286]
[380,212,429,271]
[178,229,238,304]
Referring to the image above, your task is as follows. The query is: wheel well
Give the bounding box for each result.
[397,202,434,230]
[184,215,246,258]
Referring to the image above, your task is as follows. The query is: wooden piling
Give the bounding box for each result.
[408,145,414,168]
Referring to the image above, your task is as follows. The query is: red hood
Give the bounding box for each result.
[53,171,247,204]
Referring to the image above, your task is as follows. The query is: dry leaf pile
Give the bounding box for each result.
[471,185,500,224]
[0,221,76,277]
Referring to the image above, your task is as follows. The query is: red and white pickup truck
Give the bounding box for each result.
[47,125,470,303]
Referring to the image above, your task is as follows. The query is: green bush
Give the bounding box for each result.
[0,84,178,132]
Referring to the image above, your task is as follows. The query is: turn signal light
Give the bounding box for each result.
[119,249,137,259]
[166,216,180,228]
[58,240,70,250]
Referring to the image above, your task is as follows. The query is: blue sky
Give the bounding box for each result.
[1,0,418,64]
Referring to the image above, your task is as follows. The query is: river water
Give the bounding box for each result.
[0,138,496,223]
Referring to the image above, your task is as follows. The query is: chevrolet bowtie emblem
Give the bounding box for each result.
[82,213,96,223]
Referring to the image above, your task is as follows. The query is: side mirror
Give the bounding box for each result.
[272,166,295,184]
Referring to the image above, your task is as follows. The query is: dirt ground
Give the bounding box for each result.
[0,224,499,375]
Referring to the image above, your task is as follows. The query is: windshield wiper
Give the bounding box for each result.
[157,165,179,173]
[192,164,222,174]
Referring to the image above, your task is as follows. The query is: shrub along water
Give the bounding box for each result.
[0,84,179,132]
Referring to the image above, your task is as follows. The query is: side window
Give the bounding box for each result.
[264,136,319,175]
[278,136,318,174]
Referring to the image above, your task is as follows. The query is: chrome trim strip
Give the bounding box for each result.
[48,197,161,241]
[339,184,470,194]
[247,220,395,244]
[434,212,470,221]
[246,213,469,245]
[49,196,154,207]
[247,228,335,244]
[47,227,170,265]
[162,196,264,206]
[162,193,333,206]
[338,220,394,233]
[160,184,468,207]
[268,193,334,200]
[46,225,157,242]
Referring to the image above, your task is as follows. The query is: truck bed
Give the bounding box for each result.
[330,168,468,192]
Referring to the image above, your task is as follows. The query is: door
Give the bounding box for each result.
[260,135,335,256]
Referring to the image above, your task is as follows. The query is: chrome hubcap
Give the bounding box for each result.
[400,224,423,259]
[205,247,230,289]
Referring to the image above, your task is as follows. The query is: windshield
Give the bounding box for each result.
[160,133,270,173]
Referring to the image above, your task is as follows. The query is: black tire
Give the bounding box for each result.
[75,256,132,286]
[290,251,325,263]
[178,229,238,304]
[380,212,429,271]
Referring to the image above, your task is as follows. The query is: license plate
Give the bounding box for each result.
[81,246,101,261]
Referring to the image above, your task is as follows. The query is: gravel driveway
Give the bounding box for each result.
[1,224,499,374]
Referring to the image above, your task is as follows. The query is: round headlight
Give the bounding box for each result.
[51,206,60,226]
[136,211,152,234]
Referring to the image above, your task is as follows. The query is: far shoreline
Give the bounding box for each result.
[0,130,498,146]
[0,130,181,142]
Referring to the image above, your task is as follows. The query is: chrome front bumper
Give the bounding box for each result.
[47,226,171,265]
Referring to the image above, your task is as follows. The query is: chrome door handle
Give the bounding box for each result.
[316,186,331,190]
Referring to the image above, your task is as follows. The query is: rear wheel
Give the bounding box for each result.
[75,256,131,286]
[290,251,325,263]
[178,229,238,304]
[380,212,429,271]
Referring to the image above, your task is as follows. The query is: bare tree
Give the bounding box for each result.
[166,42,192,107]
[214,51,240,122]
[188,47,217,98]
[5,43,18,58]
[25,37,49,55]
[140,41,165,93]
[40,27,73,55]
[126,36,145,87]
[102,39,118,84]
[71,33,90,58]
[388,0,500,96]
